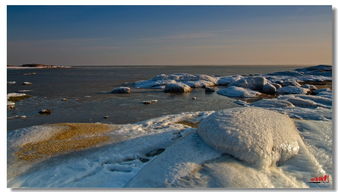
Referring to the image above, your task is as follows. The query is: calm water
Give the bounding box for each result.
[8,65,301,130]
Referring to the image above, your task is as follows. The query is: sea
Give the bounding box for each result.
[7,65,302,130]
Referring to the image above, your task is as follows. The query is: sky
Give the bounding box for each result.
[7,6,332,66]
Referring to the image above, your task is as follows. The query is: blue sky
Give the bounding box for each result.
[7,6,332,66]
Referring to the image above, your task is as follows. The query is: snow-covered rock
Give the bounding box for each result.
[277,86,309,95]
[280,80,301,87]
[217,86,260,98]
[262,83,277,94]
[134,73,217,89]
[184,80,215,88]
[268,71,303,77]
[272,83,282,89]
[197,107,301,168]
[251,99,295,108]
[313,88,331,95]
[134,79,176,89]
[298,95,332,106]
[217,75,242,86]
[302,84,317,90]
[164,83,192,93]
[111,87,131,94]
[229,76,267,91]
[286,97,324,108]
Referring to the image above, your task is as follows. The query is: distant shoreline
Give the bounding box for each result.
[50,64,321,68]
[7,64,71,69]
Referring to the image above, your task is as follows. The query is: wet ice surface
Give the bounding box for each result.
[7,65,333,188]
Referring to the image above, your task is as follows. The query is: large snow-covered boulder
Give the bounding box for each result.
[164,83,192,93]
[197,107,301,168]
[111,87,131,94]
[277,86,309,95]
[217,86,260,98]
[229,76,267,91]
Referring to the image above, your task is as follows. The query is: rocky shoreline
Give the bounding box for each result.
[7,65,333,188]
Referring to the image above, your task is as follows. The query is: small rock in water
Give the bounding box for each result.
[22,82,32,85]
[192,97,197,100]
[205,87,216,93]
[111,87,131,94]
[18,90,32,93]
[7,101,15,109]
[24,72,37,76]
[103,116,109,119]
[8,81,16,85]
[39,109,51,115]
[143,100,158,104]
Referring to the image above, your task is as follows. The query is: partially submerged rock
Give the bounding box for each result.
[164,83,192,93]
[143,100,158,104]
[111,87,131,94]
[39,109,52,115]
[8,81,16,85]
[7,93,30,102]
[205,87,216,93]
[22,82,32,85]
[7,101,15,109]
[217,86,260,98]
[197,107,301,168]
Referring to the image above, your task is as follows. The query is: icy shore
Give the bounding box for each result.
[7,65,333,188]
